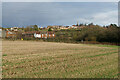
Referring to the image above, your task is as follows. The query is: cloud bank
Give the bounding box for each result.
[2,0,119,2]
[78,10,118,25]
[0,2,2,27]
[2,2,118,27]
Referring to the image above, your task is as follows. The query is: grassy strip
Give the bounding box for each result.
[3,54,7,56]
[87,52,117,58]
[86,44,119,48]
[3,51,117,67]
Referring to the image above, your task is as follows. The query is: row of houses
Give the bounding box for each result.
[22,31,55,39]
[47,25,86,30]
[1,29,55,39]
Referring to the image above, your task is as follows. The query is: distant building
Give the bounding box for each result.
[39,26,44,30]
[72,25,78,29]
[59,26,68,30]
[10,27,18,32]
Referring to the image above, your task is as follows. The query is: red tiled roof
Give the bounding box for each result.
[23,31,55,34]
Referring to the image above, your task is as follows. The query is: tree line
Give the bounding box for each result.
[46,24,120,45]
[2,24,120,45]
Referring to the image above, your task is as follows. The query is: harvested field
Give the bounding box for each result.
[2,40,118,78]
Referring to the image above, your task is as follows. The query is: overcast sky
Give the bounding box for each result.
[0,2,2,27]
[2,2,118,28]
[2,0,119,2]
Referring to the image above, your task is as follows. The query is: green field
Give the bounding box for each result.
[2,41,118,78]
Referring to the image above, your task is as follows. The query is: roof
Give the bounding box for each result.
[22,31,40,34]
[22,31,55,34]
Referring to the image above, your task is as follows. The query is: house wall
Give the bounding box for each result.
[22,31,55,39]
[34,33,41,38]
[6,31,16,38]
[34,33,55,39]
[22,34,34,38]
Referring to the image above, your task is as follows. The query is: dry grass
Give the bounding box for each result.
[2,40,118,78]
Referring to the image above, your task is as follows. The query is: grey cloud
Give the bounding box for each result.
[2,0,119,2]
[2,2,118,27]
[78,10,118,26]
[0,2,2,27]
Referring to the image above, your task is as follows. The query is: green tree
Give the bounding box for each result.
[16,30,24,39]
[48,28,52,31]
[24,26,32,32]
[33,25,39,31]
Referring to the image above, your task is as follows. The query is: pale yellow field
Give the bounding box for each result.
[2,40,118,78]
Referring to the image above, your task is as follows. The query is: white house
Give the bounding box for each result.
[34,33,41,38]
[32,31,55,39]
[10,27,18,31]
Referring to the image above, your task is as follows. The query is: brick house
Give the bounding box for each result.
[6,31,17,38]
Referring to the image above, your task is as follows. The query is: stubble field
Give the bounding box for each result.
[2,40,118,78]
